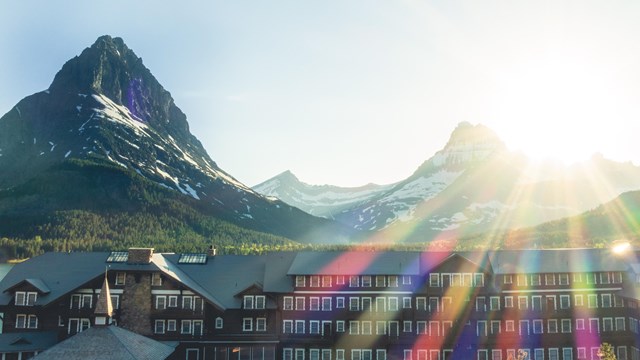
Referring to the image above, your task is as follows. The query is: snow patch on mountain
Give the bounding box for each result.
[92,94,150,137]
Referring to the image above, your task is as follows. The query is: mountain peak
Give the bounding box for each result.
[444,122,504,150]
[277,170,299,182]
[47,35,190,136]
[92,35,128,52]
[49,35,145,99]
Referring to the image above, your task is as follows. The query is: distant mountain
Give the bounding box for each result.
[254,170,394,218]
[255,122,640,243]
[0,35,352,249]
[485,190,640,249]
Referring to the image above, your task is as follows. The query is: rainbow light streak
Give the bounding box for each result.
[569,252,601,355]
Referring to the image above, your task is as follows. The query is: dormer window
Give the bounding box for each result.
[295,276,306,287]
[255,295,265,309]
[243,295,265,309]
[151,273,162,286]
[244,296,254,309]
[15,291,37,306]
[115,272,126,285]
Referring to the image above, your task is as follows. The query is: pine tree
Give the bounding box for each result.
[598,343,617,360]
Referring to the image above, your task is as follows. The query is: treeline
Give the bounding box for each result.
[0,208,300,260]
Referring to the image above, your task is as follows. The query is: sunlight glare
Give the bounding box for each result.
[490,50,621,165]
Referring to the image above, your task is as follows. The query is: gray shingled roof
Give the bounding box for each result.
[488,249,631,274]
[288,251,421,275]
[168,254,275,309]
[151,254,226,310]
[1,249,636,314]
[263,252,297,293]
[0,331,58,353]
[0,252,110,306]
[34,325,175,360]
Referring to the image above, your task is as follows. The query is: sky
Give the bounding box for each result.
[2,1,640,187]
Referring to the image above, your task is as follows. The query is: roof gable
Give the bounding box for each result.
[4,278,51,294]
[235,282,264,297]
[0,252,109,306]
[422,252,492,274]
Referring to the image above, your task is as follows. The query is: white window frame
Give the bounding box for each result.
[388,297,398,311]
[155,319,166,334]
[256,295,265,309]
[167,319,177,332]
[310,297,320,311]
[243,318,253,332]
[156,295,167,310]
[115,272,126,285]
[244,295,255,309]
[256,317,267,332]
[193,320,203,336]
[181,319,192,334]
[284,296,294,310]
[15,314,26,329]
[349,321,360,335]
[283,320,293,334]
[322,297,332,311]
[403,297,412,309]
[429,273,440,287]
[151,273,162,286]
[182,295,193,310]
[309,320,320,334]
[403,320,412,333]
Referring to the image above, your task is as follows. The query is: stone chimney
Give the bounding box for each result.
[127,248,154,264]
[207,245,217,257]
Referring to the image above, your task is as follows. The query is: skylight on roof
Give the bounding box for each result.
[107,251,128,263]
[178,253,207,264]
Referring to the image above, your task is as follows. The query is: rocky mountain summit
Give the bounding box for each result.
[0,35,349,244]
[256,122,640,243]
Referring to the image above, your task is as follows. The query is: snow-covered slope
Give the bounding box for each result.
[254,171,394,218]
[255,122,640,243]
[0,35,350,243]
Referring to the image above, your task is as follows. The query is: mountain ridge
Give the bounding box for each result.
[255,122,640,243]
[0,35,353,246]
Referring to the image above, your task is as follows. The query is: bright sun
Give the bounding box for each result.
[488,49,625,165]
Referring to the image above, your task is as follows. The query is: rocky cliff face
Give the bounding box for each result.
[0,35,351,243]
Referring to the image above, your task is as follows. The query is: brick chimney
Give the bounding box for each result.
[127,248,154,264]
